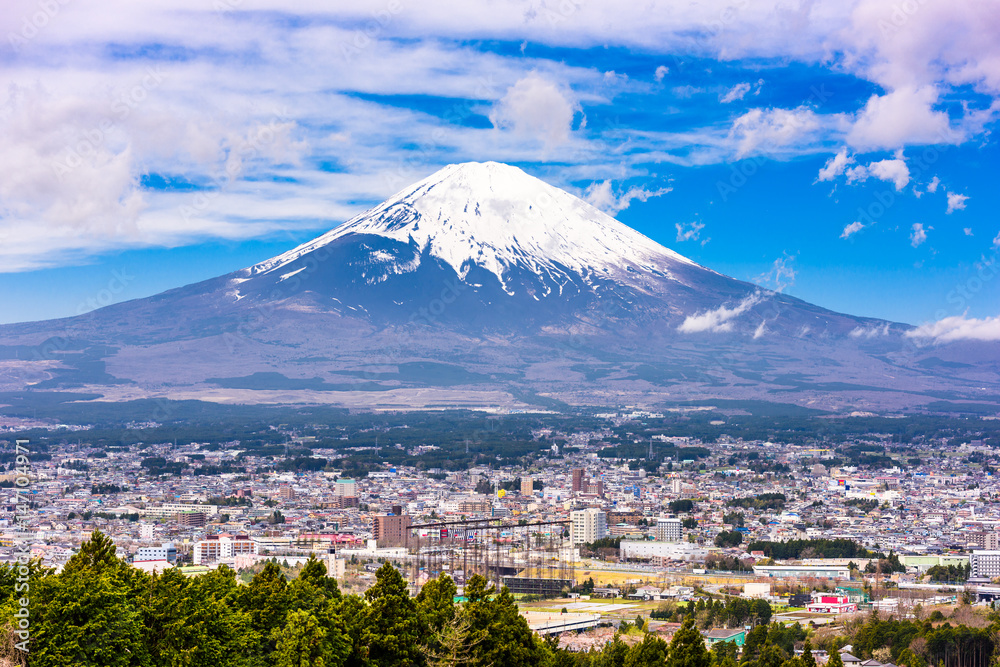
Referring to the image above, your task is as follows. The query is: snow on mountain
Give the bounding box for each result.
[251,162,702,296]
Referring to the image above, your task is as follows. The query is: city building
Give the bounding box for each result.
[752,565,851,579]
[970,550,1000,579]
[572,469,585,493]
[193,534,256,565]
[334,479,357,497]
[134,542,177,564]
[620,541,708,562]
[972,532,1000,550]
[279,486,296,501]
[373,514,412,547]
[703,628,746,646]
[654,517,682,542]
[139,523,155,540]
[571,508,607,545]
[521,476,533,495]
[806,593,858,614]
[175,511,206,527]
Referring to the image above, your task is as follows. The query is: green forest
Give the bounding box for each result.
[3,532,999,667]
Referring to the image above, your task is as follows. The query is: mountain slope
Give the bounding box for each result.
[0,161,996,413]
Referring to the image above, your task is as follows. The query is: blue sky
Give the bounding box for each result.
[1,1,999,339]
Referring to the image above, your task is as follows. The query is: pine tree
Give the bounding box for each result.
[665,616,711,667]
[624,633,669,667]
[463,576,546,667]
[801,640,816,667]
[417,573,458,635]
[361,563,424,667]
[272,609,333,667]
[827,650,844,667]
[422,609,485,667]
[299,554,341,600]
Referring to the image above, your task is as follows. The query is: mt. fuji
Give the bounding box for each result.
[0,162,996,412]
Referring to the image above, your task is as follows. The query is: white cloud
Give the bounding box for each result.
[817,148,854,181]
[907,314,1000,343]
[847,86,956,151]
[994,231,1000,249]
[583,180,672,215]
[488,74,581,150]
[845,165,870,184]
[835,151,910,190]
[0,0,998,275]
[910,222,927,247]
[675,221,705,243]
[849,323,891,338]
[728,107,823,159]
[678,292,763,334]
[964,227,973,236]
[720,82,752,103]
[926,176,940,193]
[867,152,911,190]
[841,221,865,239]
[946,192,969,214]
[753,320,767,339]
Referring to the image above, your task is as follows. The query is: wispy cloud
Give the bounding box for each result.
[756,255,796,292]
[841,221,865,239]
[583,180,672,215]
[910,223,928,248]
[678,292,763,334]
[907,314,1000,343]
[720,82,752,103]
[849,323,891,338]
[674,221,705,243]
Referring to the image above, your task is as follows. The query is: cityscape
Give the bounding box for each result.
[2,0,1000,665]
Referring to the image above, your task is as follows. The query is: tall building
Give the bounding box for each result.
[970,550,1000,579]
[572,469,586,493]
[571,508,607,545]
[521,476,533,495]
[585,480,605,498]
[139,523,155,540]
[279,486,296,500]
[654,517,682,542]
[373,514,412,547]
[972,532,1000,550]
[334,479,357,497]
[175,511,206,527]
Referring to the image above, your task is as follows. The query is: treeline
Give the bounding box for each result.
[926,563,970,582]
[6,532,1000,667]
[651,596,773,628]
[850,611,996,667]
[746,538,876,560]
[726,493,786,511]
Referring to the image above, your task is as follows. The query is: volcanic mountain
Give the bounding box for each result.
[0,162,996,412]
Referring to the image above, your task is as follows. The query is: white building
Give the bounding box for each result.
[654,517,682,542]
[571,508,607,545]
[134,543,176,564]
[193,534,256,565]
[334,479,357,497]
[970,550,1000,578]
[620,541,708,562]
[139,523,155,540]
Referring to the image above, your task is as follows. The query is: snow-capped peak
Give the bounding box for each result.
[253,161,699,287]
